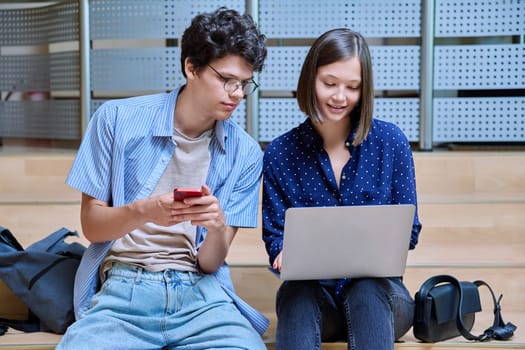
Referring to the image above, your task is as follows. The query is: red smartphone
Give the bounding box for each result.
[173,187,203,201]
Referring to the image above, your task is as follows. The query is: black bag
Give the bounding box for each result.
[413,274,517,343]
[0,226,86,335]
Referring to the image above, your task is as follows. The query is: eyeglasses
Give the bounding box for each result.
[207,64,259,96]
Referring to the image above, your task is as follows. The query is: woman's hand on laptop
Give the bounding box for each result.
[272,252,283,272]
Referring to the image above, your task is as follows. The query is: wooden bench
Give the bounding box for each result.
[1,150,524,349]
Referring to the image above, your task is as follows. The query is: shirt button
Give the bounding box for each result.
[342,175,346,180]
[345,142,351,147]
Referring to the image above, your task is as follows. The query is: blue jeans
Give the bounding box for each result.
[57,263,265,350]
[275,278,414,350]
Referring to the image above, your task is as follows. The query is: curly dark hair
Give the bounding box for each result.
[180,7,267,78]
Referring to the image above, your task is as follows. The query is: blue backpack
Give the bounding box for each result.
[0,226,86,334]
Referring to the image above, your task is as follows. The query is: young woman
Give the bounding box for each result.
[262,28,422,349]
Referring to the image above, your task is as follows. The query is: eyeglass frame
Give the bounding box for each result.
[206,64,259,96]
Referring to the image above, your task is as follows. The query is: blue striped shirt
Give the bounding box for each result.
[66,87,268,334]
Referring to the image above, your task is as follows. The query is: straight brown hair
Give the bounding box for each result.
[296,28,374,146]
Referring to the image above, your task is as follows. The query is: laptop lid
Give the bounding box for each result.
[279,204,415,280]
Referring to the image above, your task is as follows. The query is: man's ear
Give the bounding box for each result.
[184,58,198,80]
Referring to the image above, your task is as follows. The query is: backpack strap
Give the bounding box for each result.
[0,311,41,335]
[26,227,78,252]
[0,226,24,251]
[0,318,40,334]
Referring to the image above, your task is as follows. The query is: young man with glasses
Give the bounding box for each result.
[57,7,267,350]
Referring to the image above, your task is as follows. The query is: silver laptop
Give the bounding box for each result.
[279,204,415,280]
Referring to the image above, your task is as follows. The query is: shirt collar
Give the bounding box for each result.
[152,88,180,137]
[298,118,357,149]
[153,87,226,151]
[213,120,227,151]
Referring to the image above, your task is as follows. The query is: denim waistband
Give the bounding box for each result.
[108,262,202,284]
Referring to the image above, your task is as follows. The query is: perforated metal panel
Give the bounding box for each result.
[3,1,522,145]
[91,48,183,91]
[258,99,305,142]
[0,52,78,91]
[0,100,80,139]
[0,2,78,46]
[0,2,79,141]
[91,99,247,130]
[261,46,420,91]
[47,2,79,44]
[433,97,525,142]
[50,51,80,90]
[374,98,420,141]
[259,47,309,91]
[231,100,247,131]
[259,98,419,142]
[0,7,48,46]
[90,0,244,39]
[370,47,420,90]
[435,0,525,37]
[0,54,50,91]
[434,44,525,90]
[259,0,421,38]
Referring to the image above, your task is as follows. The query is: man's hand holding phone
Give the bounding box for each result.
[168,186,225,236]
[173,188,204,201]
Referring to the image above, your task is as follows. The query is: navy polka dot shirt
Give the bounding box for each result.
[262,118,422,271]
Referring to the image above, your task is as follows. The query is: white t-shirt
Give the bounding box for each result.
[103,127,211,274]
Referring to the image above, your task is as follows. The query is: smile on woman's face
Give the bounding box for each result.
[314,56,362,123]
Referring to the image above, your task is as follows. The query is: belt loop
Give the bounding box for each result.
[188,271,197,284]
[135,266,143,284]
